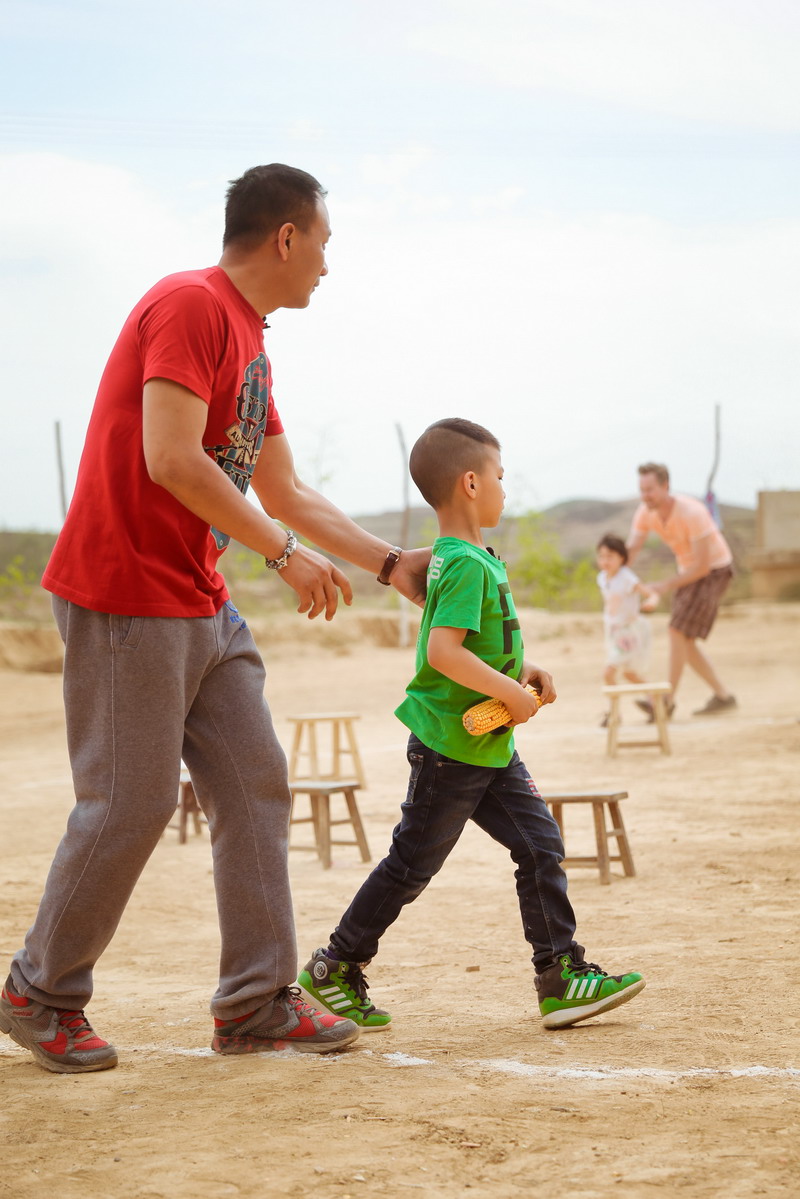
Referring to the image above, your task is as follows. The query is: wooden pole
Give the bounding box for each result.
[55,421,68,523]
[395,423,412,648]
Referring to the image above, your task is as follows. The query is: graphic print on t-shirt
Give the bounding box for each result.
[205,353,270,549]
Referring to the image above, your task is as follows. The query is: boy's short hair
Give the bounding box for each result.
[597,534,628,563]
[638,461,670,487]
[409,418,500,509]
[223,164,327,250]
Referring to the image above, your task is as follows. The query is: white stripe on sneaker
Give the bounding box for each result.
[315,985,353,1011]
[566,975,602,1002]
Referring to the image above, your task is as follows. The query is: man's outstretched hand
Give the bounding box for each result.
[279,545,353,620]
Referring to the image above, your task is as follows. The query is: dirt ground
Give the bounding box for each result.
[1,601,798,1199]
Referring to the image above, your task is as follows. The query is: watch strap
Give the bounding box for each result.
[377,546,403,585]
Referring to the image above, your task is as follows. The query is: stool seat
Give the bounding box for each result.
[541,790,635,885]
[602,682,672,757]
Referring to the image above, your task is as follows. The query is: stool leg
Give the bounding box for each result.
[308,795,322,861]
[343,789,371,862]
[343,719,366,788]
[606,697,620,758]
[288,722,304,781]
[178,781,190,845]
[592,801,611,885]
[652,696,671,755]
[308,723,320,780]
[608,801,636,877]
[184,781,202,835]
[288,791,296,846]
[332,719,342,779]
[316,795,332,869]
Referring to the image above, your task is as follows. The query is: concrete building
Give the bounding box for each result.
[749,491,800,601]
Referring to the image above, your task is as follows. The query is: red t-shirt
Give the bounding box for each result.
[43,267,284,617]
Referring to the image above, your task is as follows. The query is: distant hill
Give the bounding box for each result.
[353,498,756,567]
[0,497,757,615]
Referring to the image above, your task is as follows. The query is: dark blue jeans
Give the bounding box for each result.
[330,735,578,972]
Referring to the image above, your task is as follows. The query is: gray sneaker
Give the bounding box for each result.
[693,694,737,716]
[0,974,118,1073]
[211,985,360,1055]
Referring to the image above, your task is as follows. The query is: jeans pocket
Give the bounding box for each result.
[405,752,425,802]
[112,614,144,649]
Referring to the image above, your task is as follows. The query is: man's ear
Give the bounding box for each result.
[276,222,296,261]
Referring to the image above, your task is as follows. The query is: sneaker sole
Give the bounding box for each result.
[295,984,391,1032]
[0,1021,118,1073]
[541,978,646,1029]
[211,1027,360,1055]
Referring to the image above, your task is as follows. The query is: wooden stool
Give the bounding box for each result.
[287,712,366,788]
[287,712,370,868]
[542,791,635,885]
[602,682,672,757]
[289,781,371,870]
[168,767,206,844]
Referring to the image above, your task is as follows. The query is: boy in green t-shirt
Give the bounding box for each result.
[297,418,644,1032]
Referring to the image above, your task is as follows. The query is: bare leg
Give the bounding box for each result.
[623,670,646,684]
[685,638,731,699]
[601,665,617,726]
[667,627,691,698]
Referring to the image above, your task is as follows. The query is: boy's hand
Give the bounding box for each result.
[504,682,544,726]
[519,661,557,705]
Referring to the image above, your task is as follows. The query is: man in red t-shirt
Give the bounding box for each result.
[0,165,429,1072]
[627,462,736,719]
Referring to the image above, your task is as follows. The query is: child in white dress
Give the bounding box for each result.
[596,535,657,726]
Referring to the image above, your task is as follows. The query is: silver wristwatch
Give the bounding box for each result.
[264,530,298,571]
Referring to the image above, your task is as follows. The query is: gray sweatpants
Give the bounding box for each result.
[11,596,295,1020]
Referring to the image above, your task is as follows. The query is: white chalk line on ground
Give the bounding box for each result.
[97,1044,799,1082]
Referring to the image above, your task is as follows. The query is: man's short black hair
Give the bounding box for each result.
[409,418,501,509]
[223,164,327,250]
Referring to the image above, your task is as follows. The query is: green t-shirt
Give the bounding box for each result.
[395,537,525,767]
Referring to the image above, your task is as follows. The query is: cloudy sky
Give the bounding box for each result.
[1,0,798,531]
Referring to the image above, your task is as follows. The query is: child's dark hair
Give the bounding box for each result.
[409,418,500,509]
[597,534,628,563]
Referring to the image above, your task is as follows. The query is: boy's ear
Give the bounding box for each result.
[462,470,478,498]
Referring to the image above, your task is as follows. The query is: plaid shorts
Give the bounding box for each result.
[670,565,733,640]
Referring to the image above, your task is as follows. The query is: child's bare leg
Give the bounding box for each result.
[601,665,617,726]
[623,670,646,684]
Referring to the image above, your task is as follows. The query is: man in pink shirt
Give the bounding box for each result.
[626,462,736,718]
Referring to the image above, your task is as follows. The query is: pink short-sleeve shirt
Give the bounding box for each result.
[632,494,732,574]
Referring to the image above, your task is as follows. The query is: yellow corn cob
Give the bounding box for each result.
[462,685,542,735]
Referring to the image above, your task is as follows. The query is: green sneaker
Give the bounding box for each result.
[296,948,392,1031]
[535,948,645,1029]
